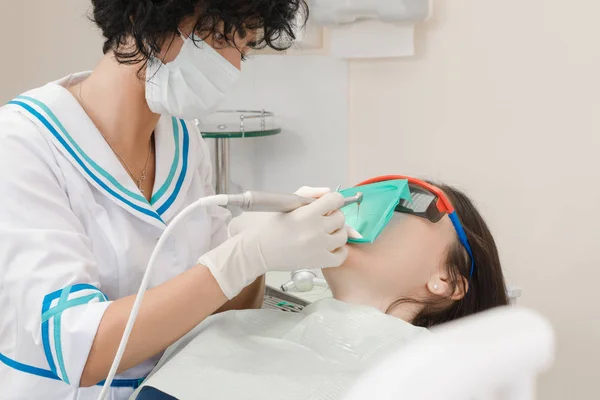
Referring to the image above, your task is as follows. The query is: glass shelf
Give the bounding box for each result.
[197,110,282,139]
[201,128,281,139]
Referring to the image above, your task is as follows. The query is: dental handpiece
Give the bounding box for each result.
[227,191,363,213]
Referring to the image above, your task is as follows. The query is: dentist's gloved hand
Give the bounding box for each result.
[199,192,348,299]
[294,187,362,239]
[295,186,333,198]
[227,186,331,237]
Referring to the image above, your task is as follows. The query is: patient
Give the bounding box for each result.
[326,179,508,327]
[133,178,508,400]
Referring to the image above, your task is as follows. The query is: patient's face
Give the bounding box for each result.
[323,212,457,308]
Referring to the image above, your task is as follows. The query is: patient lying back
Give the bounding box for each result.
[133,181,508,400]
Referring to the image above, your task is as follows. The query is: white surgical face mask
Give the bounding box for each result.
[145,33,241,121]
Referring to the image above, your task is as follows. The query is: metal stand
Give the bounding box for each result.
[214,138,230,194]
[198,110,281,195]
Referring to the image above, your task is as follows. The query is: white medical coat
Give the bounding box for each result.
[0,72,231,400]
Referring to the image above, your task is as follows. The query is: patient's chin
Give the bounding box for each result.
[322,258,356,292]
[321,265,338,282]
[321,264,343,289]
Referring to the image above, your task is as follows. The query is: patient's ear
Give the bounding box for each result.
[450,276,468,301]
[426,272,468,300]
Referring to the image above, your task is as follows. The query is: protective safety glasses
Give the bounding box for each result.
[356,175,475,278]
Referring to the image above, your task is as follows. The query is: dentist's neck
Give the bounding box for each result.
[75,52,159,159]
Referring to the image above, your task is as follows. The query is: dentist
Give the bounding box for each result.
[0,1,348,399]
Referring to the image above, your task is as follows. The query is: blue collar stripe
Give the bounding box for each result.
[156,120,189,216]
[15,96,147,205]
[9,101,164,223]
[151,118,181,206]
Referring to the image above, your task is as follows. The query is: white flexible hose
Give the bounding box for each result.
[97,194,230,400]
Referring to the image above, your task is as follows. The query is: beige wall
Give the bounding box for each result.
[349,0,599,398]
[1,0,597,398]
[0,0,102,103]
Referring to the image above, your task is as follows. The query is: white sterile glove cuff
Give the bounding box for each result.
[198,231,268,299]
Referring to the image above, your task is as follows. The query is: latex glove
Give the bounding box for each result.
[199,192,348,299]
[228,186,332,237]
[296,187,362,239]
[294,186,332,198]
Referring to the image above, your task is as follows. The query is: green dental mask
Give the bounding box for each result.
[340,179,412,244]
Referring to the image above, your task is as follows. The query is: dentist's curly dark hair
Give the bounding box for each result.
[91,0,308,65]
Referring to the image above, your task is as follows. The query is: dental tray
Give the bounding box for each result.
[263,285,309,313]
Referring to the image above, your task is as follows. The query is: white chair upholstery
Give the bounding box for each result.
[343,306,555,400]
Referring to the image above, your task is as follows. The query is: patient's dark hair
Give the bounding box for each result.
[91,0,308,65]
[388,182,509,327]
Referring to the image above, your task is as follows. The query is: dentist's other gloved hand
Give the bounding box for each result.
[198,192,348,299]
[227,186,331,237]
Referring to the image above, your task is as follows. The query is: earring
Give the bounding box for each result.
[433,284,439,291]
